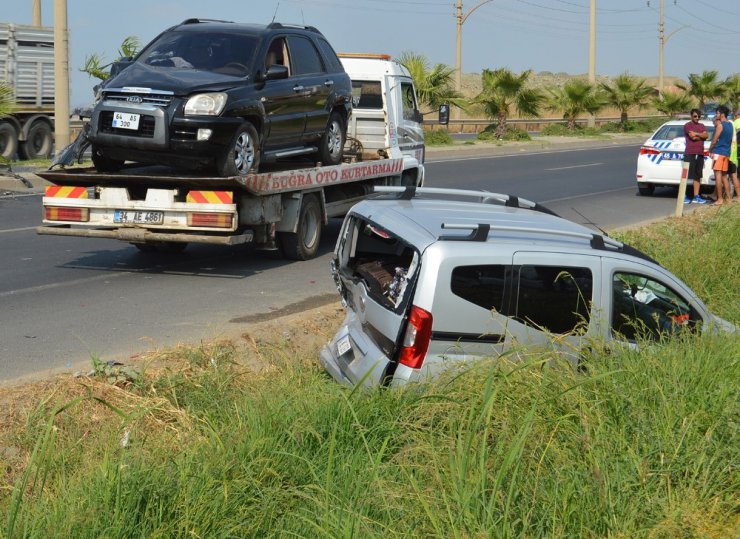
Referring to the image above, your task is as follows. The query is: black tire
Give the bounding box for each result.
[277,194,322,260]
[19,121,53,159]
[638,183,655,196]
[316,110,345,166]
[133,242,188,254]
[0,121,18,160]
[216,122,260,177]
[91,146,125,172]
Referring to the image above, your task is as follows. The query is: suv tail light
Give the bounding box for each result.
[639,146,661,155]
[398,306,433,369]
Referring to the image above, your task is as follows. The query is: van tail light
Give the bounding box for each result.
[398,306,433,369]
[45,207,89,222]
[639,146,661,155]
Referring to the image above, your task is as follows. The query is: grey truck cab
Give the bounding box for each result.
[320,187,735,388]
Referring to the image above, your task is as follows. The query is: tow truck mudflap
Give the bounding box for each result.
[36,225,254,245]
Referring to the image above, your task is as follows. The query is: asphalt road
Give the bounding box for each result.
[0,143,691,382]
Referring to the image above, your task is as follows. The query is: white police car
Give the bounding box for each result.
[636,119,715,196]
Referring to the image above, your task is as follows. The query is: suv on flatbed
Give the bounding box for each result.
[320,187,735,388]
[88,19,352,176]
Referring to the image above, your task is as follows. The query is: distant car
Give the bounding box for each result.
[319,187,735,388]
[702,102,734,121]
[636,119,715,196]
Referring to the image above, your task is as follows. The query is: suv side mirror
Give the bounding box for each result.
[264,64,289,81]
[438,103,450,126]
[109,57,134,79]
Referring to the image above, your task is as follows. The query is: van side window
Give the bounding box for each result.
[351,81,383,109]
[451,265,508,312]
[514,265,592,334]
[611,272,700,341]
[401,81,418,120]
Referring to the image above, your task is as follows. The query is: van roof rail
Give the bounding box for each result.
[373,186,560,217]
[180,18,234,25]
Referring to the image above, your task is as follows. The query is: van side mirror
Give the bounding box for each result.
[438,103,450,126]
[109,57,134,79]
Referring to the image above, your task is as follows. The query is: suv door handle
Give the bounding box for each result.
[324,80,334,87]
[292,85,305,92]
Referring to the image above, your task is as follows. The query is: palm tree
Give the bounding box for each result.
[723,74,740,115]
[652,91,692,118]
[81,36,141,81]
[398,51,466,112]
[546,80,604,130]
[0,81,15,119]
[472,68,543,139]
[677,70,725,110]
[600,73,653,131]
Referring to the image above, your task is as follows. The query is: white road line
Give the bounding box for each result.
[0,271,129,298]
[0,226,38,234]
[542,186,636,204]
[545,162,603,171]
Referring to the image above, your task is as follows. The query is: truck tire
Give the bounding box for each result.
[91,146,124,172]
[0,121,18,160]
[277,194,322,260]
[19,120,53,159]
[315,110,345,166]
[216,122,260,177]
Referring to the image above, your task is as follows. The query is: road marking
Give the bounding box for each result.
[0,226,38,234]
[0,272,130,299]
[427,144,636,164]
[542,186,635,203]
[545,162,603,171]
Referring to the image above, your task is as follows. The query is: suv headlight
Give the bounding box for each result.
[184,93,227,116]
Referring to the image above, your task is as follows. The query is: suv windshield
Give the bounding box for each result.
[137,31,257,76]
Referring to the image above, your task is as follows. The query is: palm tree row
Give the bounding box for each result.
[397,51,739,133]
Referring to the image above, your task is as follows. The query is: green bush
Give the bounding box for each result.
[477,124,531,141]
[423,128,453,146]
[540,123,573,136]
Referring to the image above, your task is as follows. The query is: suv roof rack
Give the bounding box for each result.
[266,22,321,34]
[373,186,560,217]
[180,18,234,25]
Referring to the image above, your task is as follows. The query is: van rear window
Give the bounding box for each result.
[351,81,383,109]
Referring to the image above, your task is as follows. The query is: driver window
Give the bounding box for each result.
[401,82,418,121]
[611,272,700,341]
[265,38,290,75]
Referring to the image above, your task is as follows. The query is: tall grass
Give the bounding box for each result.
[2,207,737,538]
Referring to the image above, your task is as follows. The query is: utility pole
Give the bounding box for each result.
[32,0,41,26]
[53,0,70,153]
[658,0,664,94]
[455,0,495,119]
[587,0,596,127]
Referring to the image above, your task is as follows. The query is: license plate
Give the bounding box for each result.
[663,152,683,160]
[114,210,164,224]
[112,112,140,130]
[336,335,352,356]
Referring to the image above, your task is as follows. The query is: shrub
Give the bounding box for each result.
[424,128,454,145]
[477,123,531,141]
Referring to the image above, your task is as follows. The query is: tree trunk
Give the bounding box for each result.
[567,115,576,130]
[620,111,628,132]
[494,112,507,139]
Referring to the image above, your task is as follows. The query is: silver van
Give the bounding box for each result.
[320,187,735,387]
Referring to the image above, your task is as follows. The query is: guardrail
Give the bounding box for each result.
[426,115,666,133]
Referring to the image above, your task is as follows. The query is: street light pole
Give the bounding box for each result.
[658,0,664,94]
[53,0,70,153]
[587,0,596,127]
[32,0,41,26]
[455,0,495,94]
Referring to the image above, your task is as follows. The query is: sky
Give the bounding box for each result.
[1,0,738,108]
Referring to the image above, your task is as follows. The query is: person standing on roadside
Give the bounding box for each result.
[683,108,710,204]
[708,105,733,205]
[730,110,740,201]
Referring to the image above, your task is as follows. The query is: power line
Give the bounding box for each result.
[690,0,740,18]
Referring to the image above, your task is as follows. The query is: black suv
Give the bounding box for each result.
[87,19,352,176]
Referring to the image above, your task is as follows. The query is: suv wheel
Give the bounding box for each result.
[637,183,655,196]
[91,146,124,172]
[277,194,322,260]
[216,122,260,177]
[316,111,345,166]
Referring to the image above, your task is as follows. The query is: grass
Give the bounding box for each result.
[1,205,738,538]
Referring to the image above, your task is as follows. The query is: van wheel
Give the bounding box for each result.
[134,242,188,254]
[216,122,260,177]
[638,184,655,196]
[316,111,345,166]
[91,146,124,172]
[0,121,18,160]
[19,120,53,159]
[277,194,322,260]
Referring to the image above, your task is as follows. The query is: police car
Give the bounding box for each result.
[636,119,715,196]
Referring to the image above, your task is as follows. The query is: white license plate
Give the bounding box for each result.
[112,112,140,130]
[336,335,352,356]
[114,210,164,224]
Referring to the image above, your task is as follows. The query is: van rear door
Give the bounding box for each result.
[320,215,419,387]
